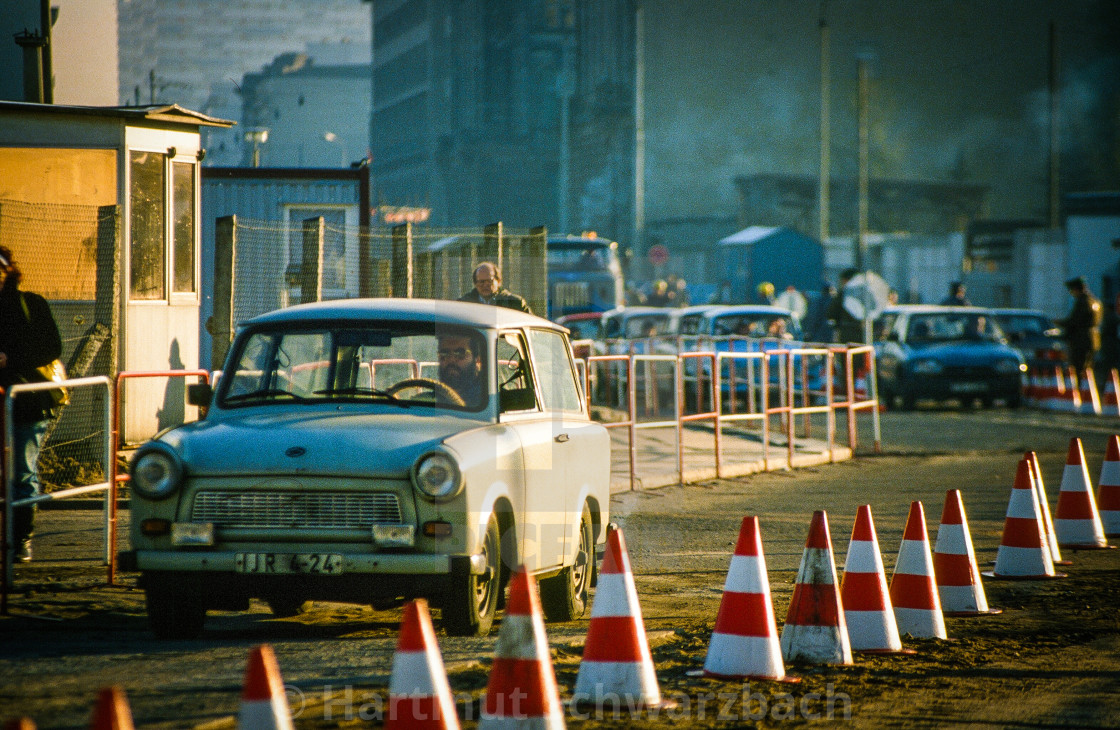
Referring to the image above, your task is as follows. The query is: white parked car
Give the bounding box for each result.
[123,299,611,638]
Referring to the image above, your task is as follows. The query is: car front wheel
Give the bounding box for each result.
[145,575,206,639]
[540,505,593,622]
[442,515,500,636]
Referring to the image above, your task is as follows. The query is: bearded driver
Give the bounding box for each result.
[437,333,484,407]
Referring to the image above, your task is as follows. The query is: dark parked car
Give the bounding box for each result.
[989,308,1065,368]
[875,305,1026,410]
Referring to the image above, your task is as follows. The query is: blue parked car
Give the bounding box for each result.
[874,305,1026,410]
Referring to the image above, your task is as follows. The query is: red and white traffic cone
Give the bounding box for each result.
[479,567,564,730]
[889,501,947,639]
[1098,435,1120,537]
[576,527,672,708]
[933,490,1001,616]
[840,505,909,653]
[1026,451,1069,566]
[90,687,135,730]
[780,510,853,665]
[703,516,796,680]
[1077,370,1102,415]
[386,599,460,730]
[238,645,294,730]
[1101,369,1120,416]
[1055,438,1112,549]
[984,458,1066,580]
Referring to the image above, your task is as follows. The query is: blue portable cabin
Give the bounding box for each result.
[717,226,824,303]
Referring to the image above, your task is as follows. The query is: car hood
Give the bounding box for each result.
[904,341,1021,364]
[158,410,480,478]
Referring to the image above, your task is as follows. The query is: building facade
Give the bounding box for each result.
[368,0,637,244]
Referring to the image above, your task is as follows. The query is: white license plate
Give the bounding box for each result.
[950,382,987,394]
[235,553,343,574]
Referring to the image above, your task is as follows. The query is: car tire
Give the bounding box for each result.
[442,515,500,637]
[145,577,206,639]
[540,505,593,622]
[266,597,311,618]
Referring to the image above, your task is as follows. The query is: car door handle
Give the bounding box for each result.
[554,433,570,443]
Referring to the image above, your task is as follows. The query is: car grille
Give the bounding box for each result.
[943,365,995,379]
[191,491,403,529]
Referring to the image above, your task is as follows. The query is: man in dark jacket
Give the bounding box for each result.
[827,268,864,344]
[0,245,63,563]
[1059,276,1103,375]
[458,261,533,314]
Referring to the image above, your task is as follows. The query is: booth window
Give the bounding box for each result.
[172,161,196,293]
[129,150,166,300]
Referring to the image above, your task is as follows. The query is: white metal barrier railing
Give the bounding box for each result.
[2,376,113,613]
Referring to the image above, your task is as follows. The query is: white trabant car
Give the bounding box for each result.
[124,299,611,638]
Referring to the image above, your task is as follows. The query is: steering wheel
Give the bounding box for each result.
[386,377,466,407]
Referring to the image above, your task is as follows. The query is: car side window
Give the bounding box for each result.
[497,332,537,412]
[529,329,583,413]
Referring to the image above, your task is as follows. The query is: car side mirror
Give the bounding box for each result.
[187,383,213,408]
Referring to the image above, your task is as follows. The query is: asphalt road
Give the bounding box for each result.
[2,405,1119,728]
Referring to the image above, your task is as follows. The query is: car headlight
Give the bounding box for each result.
[994,358,1024,374]
[412,451,463,501]
[911,359,943,375]
[130,442,184,500]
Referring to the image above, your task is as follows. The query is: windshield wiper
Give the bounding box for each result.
[313,386,413,407]
[313,386,397,399]
[223,388,310,403]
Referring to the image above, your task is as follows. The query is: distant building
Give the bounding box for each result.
[368,0,636,243]
[116,0,370,165]
[733,173,990,239]
[235,53,371,168]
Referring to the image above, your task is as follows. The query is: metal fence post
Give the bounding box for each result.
[300,216,324,304]
[211,215,236,370]
[391,222,413,298]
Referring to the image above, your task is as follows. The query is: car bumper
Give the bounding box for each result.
[897,375,1020,399]
[126,549,488,575]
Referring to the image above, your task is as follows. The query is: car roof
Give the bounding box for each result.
[602,306,674,319]
[988,308,1052,317]
[556,311,604,323]
[243,298,560,332]
[707,304,796,317]
[881,305,991,316]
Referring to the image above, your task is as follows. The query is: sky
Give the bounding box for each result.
[51,0,118,105]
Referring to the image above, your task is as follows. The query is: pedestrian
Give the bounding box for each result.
[756,281,776,305]
[827,268,864,344]
[458,261,532,314]
[1097,292,1120,380]
[0,245,63,563]
[940,281,971,306]
[645,280,673,307]
[1058,276,1103,376]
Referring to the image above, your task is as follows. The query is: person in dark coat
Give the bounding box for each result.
[0,245,63,563]
[939,281,971,306]
[826,268,864,344]
[458,261,532,314]
[1059,276,1103,375]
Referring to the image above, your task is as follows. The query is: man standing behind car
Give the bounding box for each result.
[0,245,63,563]
[459,262,532,314]
[1059,276,1103,376]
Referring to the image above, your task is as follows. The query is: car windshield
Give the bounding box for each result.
[994,314,1051,336]
[219,322,489,412]
[623,314,672,338]
[906,313,1004,344]
[712,314,797,339]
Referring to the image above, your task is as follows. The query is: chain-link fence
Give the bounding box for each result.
[209,216,547,367]
[0,199,120,491]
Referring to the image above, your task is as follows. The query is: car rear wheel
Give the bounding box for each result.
[540,505,593,622]
[145,577,206,639]
[442,515,500,636]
